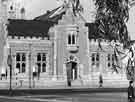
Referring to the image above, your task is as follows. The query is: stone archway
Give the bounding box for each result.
[66,55,79,82]
[66,61,78,80]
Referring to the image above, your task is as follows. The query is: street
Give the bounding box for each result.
[0,92,128,102]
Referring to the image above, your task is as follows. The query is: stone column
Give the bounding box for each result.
[52,30,57,80]
[28,44,32,89]
[63,63,67,80]
[3,45,8,75]
[79,64,83,79]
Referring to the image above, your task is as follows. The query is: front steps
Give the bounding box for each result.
[0,73,129,89]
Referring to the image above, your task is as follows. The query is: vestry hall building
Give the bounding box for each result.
[0,0,130,89]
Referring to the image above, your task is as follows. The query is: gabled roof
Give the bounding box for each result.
[34,6,66,23]
[7,19,54,38]
[7,6,66,38]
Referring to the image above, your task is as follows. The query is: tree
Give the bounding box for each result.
[94,0,130,47]
[93,0,135,74]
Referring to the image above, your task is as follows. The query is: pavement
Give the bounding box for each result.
[0,87,129,96]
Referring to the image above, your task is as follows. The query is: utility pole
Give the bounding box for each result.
[29,43,32,89]
[7,48,12,95]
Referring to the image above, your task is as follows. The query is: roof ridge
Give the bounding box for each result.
[34,5,65,21]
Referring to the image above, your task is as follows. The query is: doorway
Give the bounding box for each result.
[66,62,77,80]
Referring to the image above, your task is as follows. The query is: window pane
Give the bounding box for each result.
[92,57,95,62]
[37,63,41,73]
[108,54,110,61]
[42,63,46,72]
[68,35,71,44]
[72,35,75,44]
[96,53,99,61]
[91,53,95,61]
[22,63,26,73]
[42,53,46,61]
[37,53,41,61]
[16,63,20,73]
[16,53,20,61]
[22,53,26,61]
[108,63,111,67]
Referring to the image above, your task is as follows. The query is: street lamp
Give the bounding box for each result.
[7,48,12,94]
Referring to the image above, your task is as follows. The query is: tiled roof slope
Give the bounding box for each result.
[7,6,66,38]
[34,6,66,23]
[7,19,54,38]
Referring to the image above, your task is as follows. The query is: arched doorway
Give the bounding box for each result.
[66,61,78,80]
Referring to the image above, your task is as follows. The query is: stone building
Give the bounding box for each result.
[0,0,131,89]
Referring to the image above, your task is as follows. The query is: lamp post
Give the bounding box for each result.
[7,48,12,94]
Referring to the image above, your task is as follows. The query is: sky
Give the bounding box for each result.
[10,0,95,20]
[127,5,135,40]
[10,0,60,19]
[25,0,60,19]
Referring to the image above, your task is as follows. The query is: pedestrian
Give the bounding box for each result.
[99,74,103,88]
[128,81,134,102]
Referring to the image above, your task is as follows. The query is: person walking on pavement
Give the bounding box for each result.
[128,81,134,102]
[99,74,103,88]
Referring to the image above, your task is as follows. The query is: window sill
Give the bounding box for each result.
[67,45,79,51]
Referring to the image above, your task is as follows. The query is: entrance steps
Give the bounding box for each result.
[71,79,84,86]
[0,80,10,89]
[12,79,67,89]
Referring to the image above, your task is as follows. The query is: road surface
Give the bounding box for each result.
[0,92,129,102]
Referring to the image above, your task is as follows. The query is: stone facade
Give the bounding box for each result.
[0,0,130,89]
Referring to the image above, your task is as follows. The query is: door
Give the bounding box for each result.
[66,62,77,80]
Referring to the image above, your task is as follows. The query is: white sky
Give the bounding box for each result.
[127,5,135,40]
[25,0,60,19]
[11,0,95,20]
[13,0,60,19]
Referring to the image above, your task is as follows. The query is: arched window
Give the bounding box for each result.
[107,54,114,71]
[68,32,77,45]
[36,53,47,73]
[16,52,26,73]
[91,53,100,71]
[22,53,26,61]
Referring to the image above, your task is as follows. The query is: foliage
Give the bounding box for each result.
[94,0,130,47]
[69,0,83,15]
